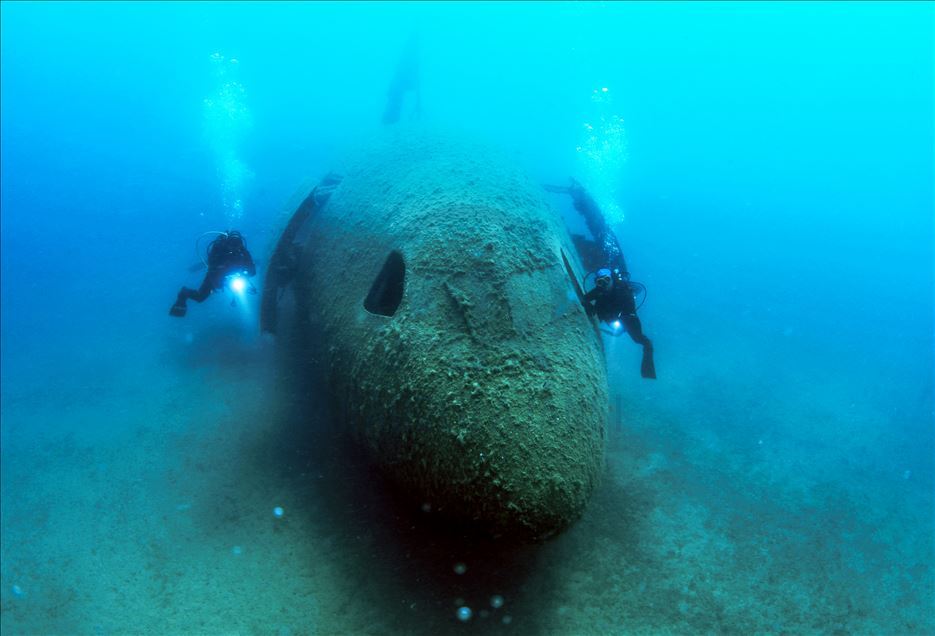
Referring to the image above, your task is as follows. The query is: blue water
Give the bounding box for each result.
[1,2,932,634]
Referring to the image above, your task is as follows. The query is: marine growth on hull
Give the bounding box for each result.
[265,129,609,540]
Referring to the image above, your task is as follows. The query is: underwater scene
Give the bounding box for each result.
[1,2,933,634]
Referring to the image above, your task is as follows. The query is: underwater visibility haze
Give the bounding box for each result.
[1,1,933,634]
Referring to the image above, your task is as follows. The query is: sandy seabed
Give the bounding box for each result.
[1,296,932,636]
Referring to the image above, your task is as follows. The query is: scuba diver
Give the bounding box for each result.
[582,268,656,379]
[382,32,421,125]
[545,178,656,379]
[169,230,257,317]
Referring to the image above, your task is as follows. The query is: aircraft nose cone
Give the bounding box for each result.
[353,335,608,539]
[287,129,612,539]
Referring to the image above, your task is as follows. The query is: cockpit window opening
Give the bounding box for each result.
[364,250,405,316]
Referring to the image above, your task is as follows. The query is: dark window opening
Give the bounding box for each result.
[364,251,405,316]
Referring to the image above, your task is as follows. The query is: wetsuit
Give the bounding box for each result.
[568,179,626,272]
[170,233,256,317]
[582,275,656,379]
[544,178,657,378]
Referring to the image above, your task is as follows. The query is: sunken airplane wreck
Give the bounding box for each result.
[258,41,652,540]
[262,130,608,540]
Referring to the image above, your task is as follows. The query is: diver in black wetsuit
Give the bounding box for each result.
[169,230,256,317]
[582,268,656,379]
[567,179,624,267]
[545,178,656,379]
[382,33,421,125]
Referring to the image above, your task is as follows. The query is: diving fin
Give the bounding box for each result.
[640,344,656,379]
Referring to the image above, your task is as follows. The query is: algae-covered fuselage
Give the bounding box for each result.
[283,129,608,539]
